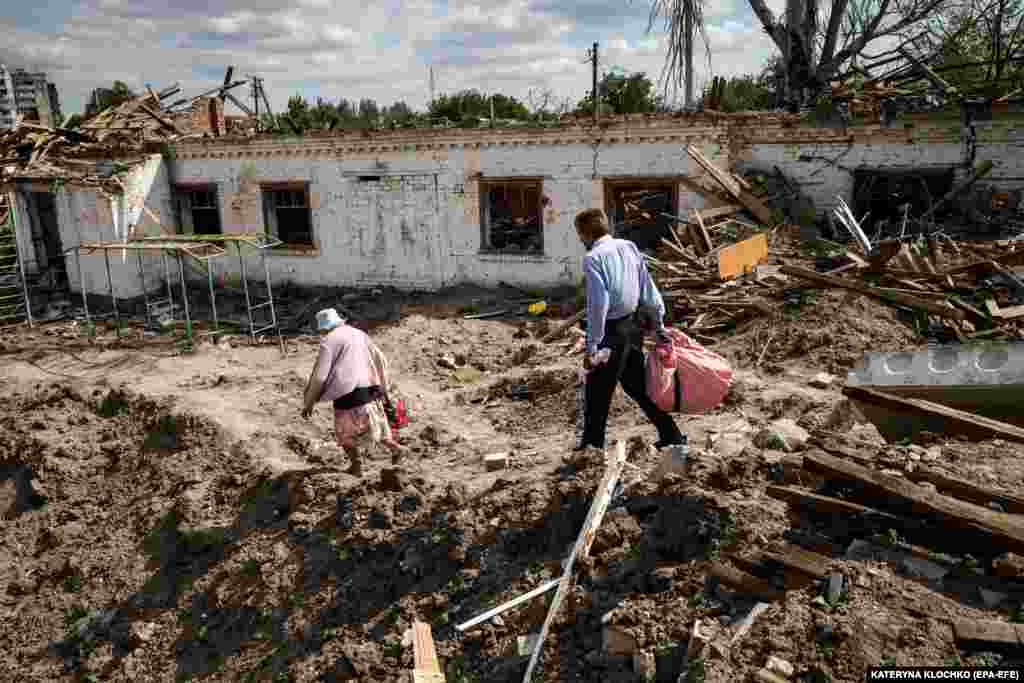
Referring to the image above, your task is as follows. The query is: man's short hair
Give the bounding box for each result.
[575,208,609,240]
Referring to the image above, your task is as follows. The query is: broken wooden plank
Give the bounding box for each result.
[944,248,1024,276]
[455,578,560,632]
[984,297,1024,320]
[921,160,995,221]
[685,145,774,225]
[696,204,743,222]
[766,485,906,520]
[138,104,185,135]
[692,208,714,256]
[806,436,878,467]
[708,562,786,601]
[728,552,819,590]
[952,618,1023,649]
[522,441,628,682]
[729,602,770,646]
[660,236,705,269]
[949,296,992,325]
[904,469,1024,515]
[760,546,832,580]
[780,265,965,320]
[844,385,1024,445]
[755,669,792,683]
[540,311,585,343]
[801,450,1024,556]
[686,619,710,660]
[868,240,904,270]
[410,621,445,683]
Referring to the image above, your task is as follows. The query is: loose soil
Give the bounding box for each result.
[2,290,1023,683]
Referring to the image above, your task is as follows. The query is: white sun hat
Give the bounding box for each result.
[316,308,345,332]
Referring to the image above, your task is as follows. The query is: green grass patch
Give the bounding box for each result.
[96,389,130,418]
[62,572,83,593]
[143,414,180,450]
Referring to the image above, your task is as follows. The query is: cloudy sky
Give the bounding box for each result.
[0,0,785,117]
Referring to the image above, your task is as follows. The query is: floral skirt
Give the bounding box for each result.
[334,400,394,449]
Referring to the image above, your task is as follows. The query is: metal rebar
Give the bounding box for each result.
[137,250,151,328]
[162,250,173,317]
[207,258,219,332]
[104,250,120,337]
[76,247,90,323]
[237,241,255,344]
[177,251,192,342]
[8,195,33,327]
[261,247,284,354]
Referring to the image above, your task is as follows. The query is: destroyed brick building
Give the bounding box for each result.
[2,96,1024,320]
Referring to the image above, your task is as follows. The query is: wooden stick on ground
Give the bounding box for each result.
[801,449,1024,555]
[410,621,445,683]
[540,310,585,343]
[522,441,629,682]
[780,265,965,321]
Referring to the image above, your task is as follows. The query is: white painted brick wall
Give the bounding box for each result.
[41,114,1024,296]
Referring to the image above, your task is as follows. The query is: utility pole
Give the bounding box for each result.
[253,78,260,126]
[591,42,599,123]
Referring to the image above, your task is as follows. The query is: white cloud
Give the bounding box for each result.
[0,0,785,117]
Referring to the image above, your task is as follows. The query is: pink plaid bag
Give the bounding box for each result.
[646,328,733,414]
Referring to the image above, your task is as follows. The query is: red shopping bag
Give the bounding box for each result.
[646,328,733,414]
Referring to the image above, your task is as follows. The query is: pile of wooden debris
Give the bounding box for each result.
[0,83,209,192]
[641,145,786,343]
[633,146,1024,347]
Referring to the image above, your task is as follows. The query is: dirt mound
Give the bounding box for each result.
[718,289,921,374]
[0,381,735,682]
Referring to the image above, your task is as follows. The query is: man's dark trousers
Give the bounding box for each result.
[581,314,684,449]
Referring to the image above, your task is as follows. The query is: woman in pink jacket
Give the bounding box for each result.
[301,308,407,476]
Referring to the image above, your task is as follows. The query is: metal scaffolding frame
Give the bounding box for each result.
[69,233,285,354]
[0,192,33,328]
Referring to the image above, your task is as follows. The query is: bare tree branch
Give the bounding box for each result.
[637,0,713,103]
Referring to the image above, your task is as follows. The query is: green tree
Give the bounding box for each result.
[336,99,357,125]
[357,98,380,127]
[384,101,414,127]
[919,0,1024,98]
[85,80,136,116]
[575,71,660,114]
[281,94,311,133]
[109,81,134,107]
[63,113,83,129]
[309,97,341,130]
[701,72,777,111]
[428,89,530,124]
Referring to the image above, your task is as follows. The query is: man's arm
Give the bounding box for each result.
[302,339,334,415]
[637,251,666,330]
[583,256,609,355]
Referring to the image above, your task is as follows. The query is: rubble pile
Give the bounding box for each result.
[0,83,209,192]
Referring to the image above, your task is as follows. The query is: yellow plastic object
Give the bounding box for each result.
[528,301,547,316]
[718,232,769,280]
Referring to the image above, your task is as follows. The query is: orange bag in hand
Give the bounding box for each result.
[646,328,733,414]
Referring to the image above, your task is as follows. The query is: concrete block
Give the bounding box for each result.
[483,453,509,471]
[847,344,1024,387]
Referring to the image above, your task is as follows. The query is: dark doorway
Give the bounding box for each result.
[852,168,955,234]
[604,181,678,251]
[25,191,68,292]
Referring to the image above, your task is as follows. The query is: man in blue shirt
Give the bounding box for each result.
[575,208,684,452]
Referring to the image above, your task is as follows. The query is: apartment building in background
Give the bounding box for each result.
[0,64,62,128]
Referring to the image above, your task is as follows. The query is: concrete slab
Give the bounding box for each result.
[846,344,1024,387]
[846,344,1024,427]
